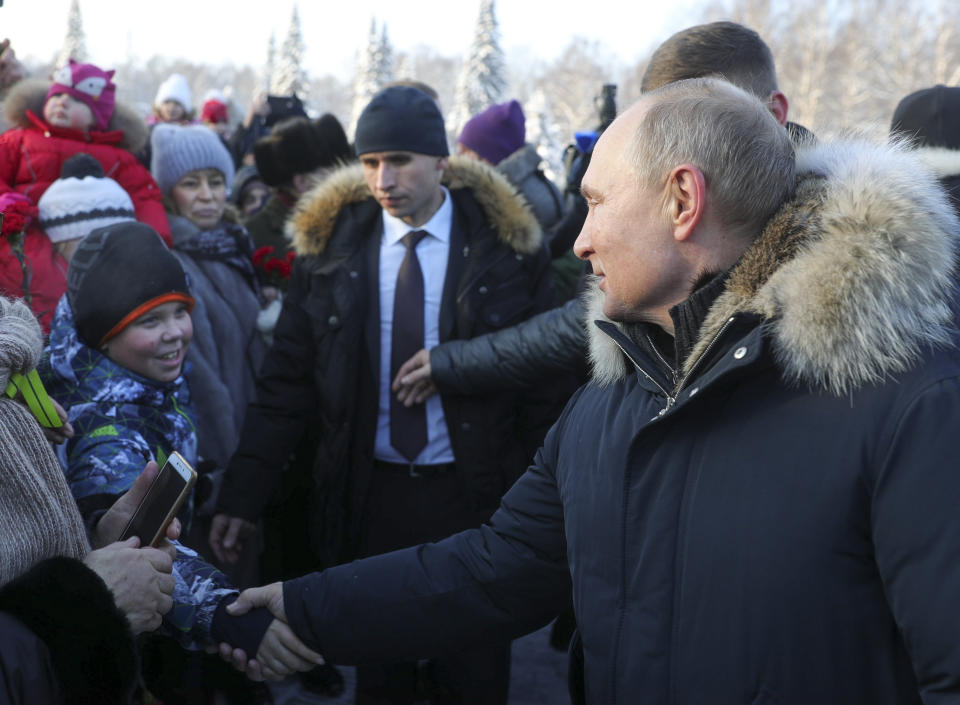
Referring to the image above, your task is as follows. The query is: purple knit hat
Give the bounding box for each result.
[458,100,526,165]
[45,59,116,131]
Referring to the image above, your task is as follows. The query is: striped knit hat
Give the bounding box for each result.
[0,296,89,585]
[38,154,136,244]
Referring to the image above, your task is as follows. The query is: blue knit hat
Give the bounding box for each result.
[150,123,235,194]
[354,86,449,157]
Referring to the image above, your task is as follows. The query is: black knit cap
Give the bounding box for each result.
[67,222,194,348]
[891,84,960,150]
[354,86,449,157]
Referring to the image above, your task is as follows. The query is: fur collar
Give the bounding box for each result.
[286,155,542,257]
[2,78,149,153]
[588,137,959,395]
[912,145,960,181]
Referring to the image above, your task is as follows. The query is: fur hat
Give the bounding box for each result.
[458,100,526,165]
[150,123,235,194]
[44,59,116,131]
[67,222,194,347]
[254,113,352,187]
[155,73,192,111]
[891,84,960,150]
[354,85,449,157]
[38,154,136,243]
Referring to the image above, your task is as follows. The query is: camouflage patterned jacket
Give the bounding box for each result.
[40,297,236,648]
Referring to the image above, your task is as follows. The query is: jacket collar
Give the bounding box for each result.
[285,155,542,258]
[25,109,124,145]
[588,137,959,396]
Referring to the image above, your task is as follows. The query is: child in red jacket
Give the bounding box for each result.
[0,60,170,330]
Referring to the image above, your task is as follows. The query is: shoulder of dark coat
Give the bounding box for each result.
[0,556,138,705]
[287,155,542,258]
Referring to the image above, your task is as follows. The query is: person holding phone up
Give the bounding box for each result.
[38,222,321,686]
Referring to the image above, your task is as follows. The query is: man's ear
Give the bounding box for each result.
[436,156,449,172]
[667,164,705,242]
[768,90,789,126]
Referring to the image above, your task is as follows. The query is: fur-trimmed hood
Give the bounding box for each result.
[2,78,149,153]
[588,137,960,395]
[286,155,542,257]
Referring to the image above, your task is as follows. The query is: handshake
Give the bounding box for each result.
[215,582,324,682]
[91,461,323,682]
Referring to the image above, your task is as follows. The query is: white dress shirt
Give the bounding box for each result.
[374,186,455,464]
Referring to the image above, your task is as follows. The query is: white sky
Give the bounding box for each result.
[3,0,711,78]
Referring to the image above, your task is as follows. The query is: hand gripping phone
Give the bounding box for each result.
[119,451,197,547]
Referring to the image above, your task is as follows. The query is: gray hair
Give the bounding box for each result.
[628,77,795,240]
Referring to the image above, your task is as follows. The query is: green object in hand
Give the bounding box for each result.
[4,369,62,428]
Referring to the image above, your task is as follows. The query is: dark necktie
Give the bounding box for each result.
[390,230,429,461]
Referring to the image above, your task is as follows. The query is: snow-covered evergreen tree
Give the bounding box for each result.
[449,0,507,137]
[349,18,394,138]
[525,89,565,185]
[272,5,306,96]
[377,24,395,86]
[261,33,276,95]
[55,0,87,69]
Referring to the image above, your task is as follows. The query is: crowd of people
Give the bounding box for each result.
[1,17,960,705]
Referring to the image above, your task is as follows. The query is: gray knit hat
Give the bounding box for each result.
[0,297,89,584]
[38,154,136,244]
[150,123,235,194]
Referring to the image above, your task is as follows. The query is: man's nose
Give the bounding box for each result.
[376,164,395,191]
[197,181,213,199]
[572,224,592,261]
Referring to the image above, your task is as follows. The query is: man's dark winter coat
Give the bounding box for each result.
[281,138,960,704]
[217,156,555,567]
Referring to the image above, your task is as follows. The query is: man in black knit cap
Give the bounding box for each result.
[212,85,555,704]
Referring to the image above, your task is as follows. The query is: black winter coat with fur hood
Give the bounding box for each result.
[280,137,960,705]
[216,156,556,566]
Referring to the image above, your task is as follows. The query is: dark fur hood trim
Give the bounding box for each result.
[0,556,137,705]
[286,155,542,257]
[587,137,959,395]
[2,79,149,153]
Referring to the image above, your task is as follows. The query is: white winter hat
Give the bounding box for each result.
[155,73,192,110]
[38,154,136,244]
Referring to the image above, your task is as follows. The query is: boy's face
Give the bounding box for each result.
[102,301,193,383]
[43,92,95,131]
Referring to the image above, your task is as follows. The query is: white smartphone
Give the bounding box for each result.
[119,451,197,547]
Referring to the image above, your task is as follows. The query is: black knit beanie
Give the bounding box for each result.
[66,222,194,347]
[354,86,449,157]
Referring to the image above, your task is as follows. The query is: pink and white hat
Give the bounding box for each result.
[44,59,116,131]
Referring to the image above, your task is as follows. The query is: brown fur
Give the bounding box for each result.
[1,78,149,153]
[286,155,542,257]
